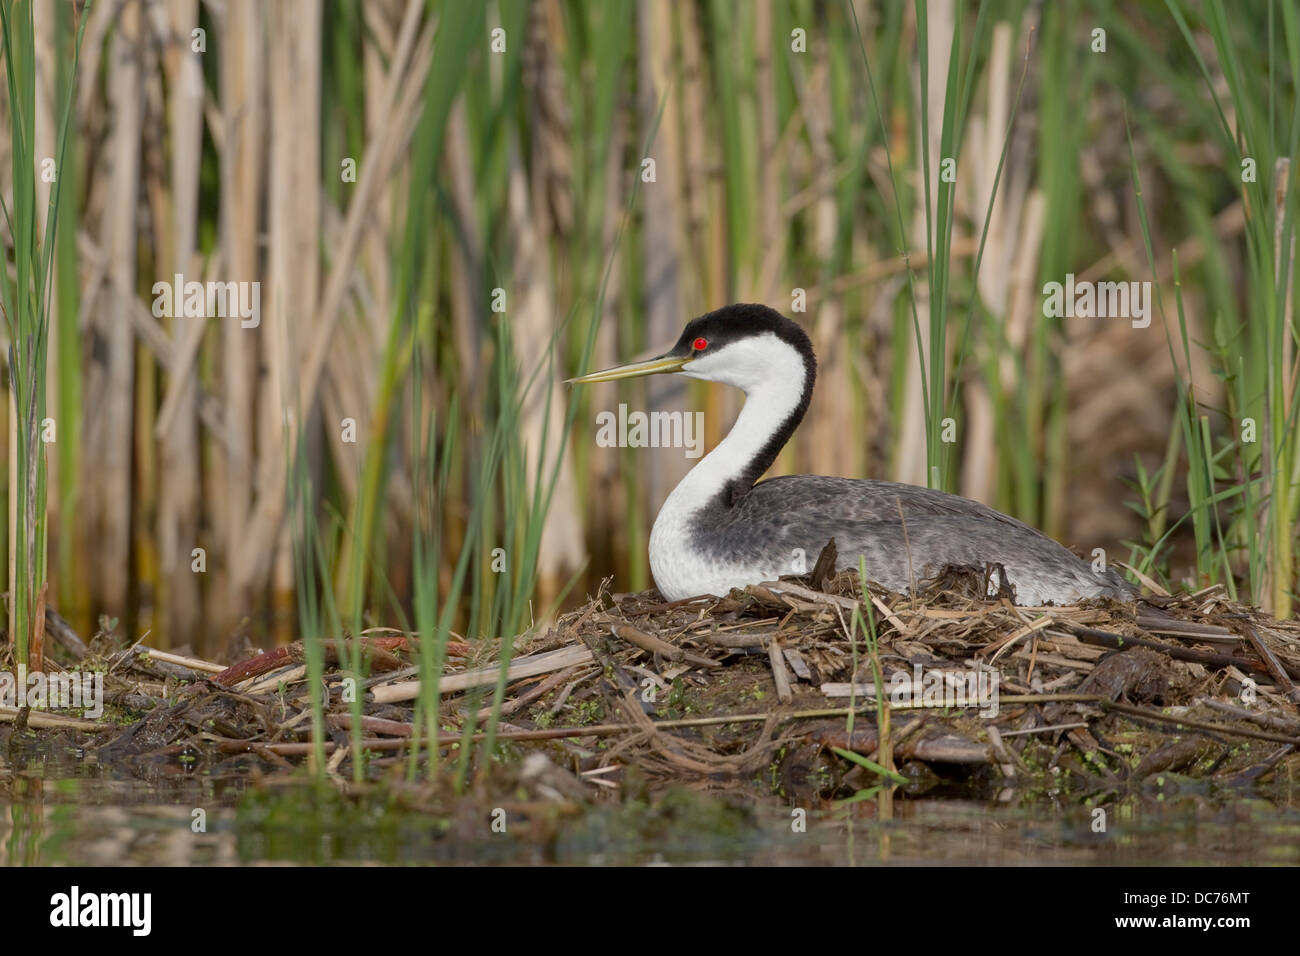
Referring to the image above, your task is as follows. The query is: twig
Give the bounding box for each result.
[550,668,597,716]
[0,708,110,732]
[997,722,1089,737]
[783,648,813,681]
[1065,623,1300,678]
[696,631,773,649]
[1116,562,1169,596]
[983,615,1054,662]
[1101,700,1300,747]
[241,665,307,696]
[760,581,859,611]
[212,646,292,685]
[1240,623,1300,705]
[809,537,838,591]
[43,607,88,661]
[1135,610,1238,642]
[1197,697,1300,733]
[768,637,793,703]
[474,665,580,721]
[369,644,595,704]
[611,623,718,668]
[328,714,413,737]
[136,647,226,673]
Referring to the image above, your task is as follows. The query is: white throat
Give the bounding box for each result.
[648,334,808,597]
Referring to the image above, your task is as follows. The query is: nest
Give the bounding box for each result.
[5,563,1300,808]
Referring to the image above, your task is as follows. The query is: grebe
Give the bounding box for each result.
[569,304,1136,606]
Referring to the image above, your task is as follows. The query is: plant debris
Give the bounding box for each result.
[5,568,1300,807]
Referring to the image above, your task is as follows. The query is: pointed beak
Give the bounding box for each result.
[565,354,690,384]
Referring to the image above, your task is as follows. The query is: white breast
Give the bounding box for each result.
[648,334,808,600]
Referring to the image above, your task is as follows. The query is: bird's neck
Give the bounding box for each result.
[671,344,815,512]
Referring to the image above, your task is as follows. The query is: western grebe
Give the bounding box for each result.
[569,303,1136,606]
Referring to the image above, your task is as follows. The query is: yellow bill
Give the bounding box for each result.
[565,354,690,384]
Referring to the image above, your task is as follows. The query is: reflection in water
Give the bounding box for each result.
[3,767,1298,865]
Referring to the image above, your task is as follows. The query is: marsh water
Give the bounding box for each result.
[3,740,1298,865]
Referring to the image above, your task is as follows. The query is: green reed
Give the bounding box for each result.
[0,0,86,667]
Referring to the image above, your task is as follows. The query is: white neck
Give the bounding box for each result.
[659,333,808,517]
[646,332,811,600]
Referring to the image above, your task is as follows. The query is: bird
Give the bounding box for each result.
[568,303,1137,607]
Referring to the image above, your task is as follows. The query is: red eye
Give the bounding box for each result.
[693,337,708,351]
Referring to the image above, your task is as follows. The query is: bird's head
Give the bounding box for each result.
[566,303,815,395]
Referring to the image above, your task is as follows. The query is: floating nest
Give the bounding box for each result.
[5,559,1300,808]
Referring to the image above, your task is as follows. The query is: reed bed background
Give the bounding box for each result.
[0,0,1297,673]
